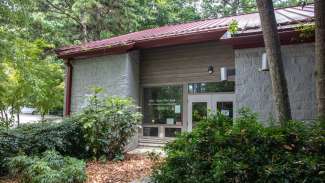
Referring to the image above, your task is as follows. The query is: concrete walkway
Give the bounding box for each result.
[127,146,165,157]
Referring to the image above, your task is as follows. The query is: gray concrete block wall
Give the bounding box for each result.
[69,52,140,113]
[127,51,140,104]
[66,52,140,150]
[235,43,316,123]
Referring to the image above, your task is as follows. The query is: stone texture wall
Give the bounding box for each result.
[69,51,139,113]
[235,43,316,123]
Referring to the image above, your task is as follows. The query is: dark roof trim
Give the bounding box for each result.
[58,28,227,60]
[221,29,315,49]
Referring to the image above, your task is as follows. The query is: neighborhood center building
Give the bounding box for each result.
[56,4,316,146]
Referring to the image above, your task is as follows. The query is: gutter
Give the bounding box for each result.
[65,61,73,116]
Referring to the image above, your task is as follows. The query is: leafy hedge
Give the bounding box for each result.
[0,118,85,175]
[0,93,142,176]
[7,150,86,183]
[152,110,325,183]
[75,88,142,160]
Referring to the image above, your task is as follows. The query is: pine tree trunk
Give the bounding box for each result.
[256,0,292,125]
[315,0,325,119]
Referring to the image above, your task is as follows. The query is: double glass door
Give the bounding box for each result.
[187,93,234,131]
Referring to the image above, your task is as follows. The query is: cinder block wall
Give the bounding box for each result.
[235,43,316,123]
[65,51,140,150]
[69,51,140,113]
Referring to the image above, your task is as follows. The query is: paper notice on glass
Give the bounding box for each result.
[175,105,181,114]
[166,118,174,125]
[221,110,230,116]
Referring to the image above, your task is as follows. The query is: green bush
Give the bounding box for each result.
[75,88,142,160]
[7,150,86,183]
[0,118,86,175]
[152,110,325,183]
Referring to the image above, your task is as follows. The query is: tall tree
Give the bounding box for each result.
[201,0,256,18]
[200,0,313,18]
[314,0,325,118]
[256,0,292,124]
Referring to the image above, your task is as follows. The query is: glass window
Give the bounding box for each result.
[188,81,235,94]
[143,85,183,125]
[217,102,233,118]
[192,102,207,128]
[165,128,182,137]
[143,127,159,137]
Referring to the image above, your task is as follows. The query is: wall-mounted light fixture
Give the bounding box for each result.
[208,65,214,74]
[220,67,235,81]
[260,52,269,71]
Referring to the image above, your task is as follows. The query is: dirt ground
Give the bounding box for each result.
[0,154,155,183]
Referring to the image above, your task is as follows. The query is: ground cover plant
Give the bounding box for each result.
[7,150,86,183]
[152,109,325,183]
[0,118,85,175]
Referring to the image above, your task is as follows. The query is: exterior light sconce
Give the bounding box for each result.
[208,65,214,74]
[260,52,269,71]
[220,67,235,81]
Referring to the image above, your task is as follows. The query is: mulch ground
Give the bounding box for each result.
[86,154,154,183]
[0,154,155,183]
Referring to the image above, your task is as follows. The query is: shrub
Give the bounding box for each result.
[75,88,142,160]
[0,118,85,175]
[152,110,325,183]
[7,150,86,183]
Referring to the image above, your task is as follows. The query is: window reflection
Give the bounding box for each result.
[143,86,183,125]
[188,81,235,94]
[192,102,207,128]
[217,102,233,118]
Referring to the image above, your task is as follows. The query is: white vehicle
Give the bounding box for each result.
[21,107,37,115]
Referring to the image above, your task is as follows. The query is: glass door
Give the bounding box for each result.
[188,93,234,131]
[212,94,234,118]
[188,95,211,131]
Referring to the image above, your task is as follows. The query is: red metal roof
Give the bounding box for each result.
[56,4,314,59]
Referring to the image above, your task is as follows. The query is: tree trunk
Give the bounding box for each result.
[256,0,292,125]
[81,23,88,43]
[315,0,325,119]
[41,112,45,122]
[80,11,88,43]
[0,109,4,121]
[16,112,20,127]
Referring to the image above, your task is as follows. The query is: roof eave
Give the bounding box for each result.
[221,29,315,49]
[57,28,228,60]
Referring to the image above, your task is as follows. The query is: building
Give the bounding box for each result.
[56,4,316,147]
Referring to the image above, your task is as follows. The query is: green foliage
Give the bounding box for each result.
[201,0,256,18]
[0,38,64,126]
[296,23,315,40]
[200,0,312,19]
[152,110,325,183]
[75,88,142,160]
[7,150,86,183]
[228,19,239,35]
[0,118,85,175]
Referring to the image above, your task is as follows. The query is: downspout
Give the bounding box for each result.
[65,60,73,116]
